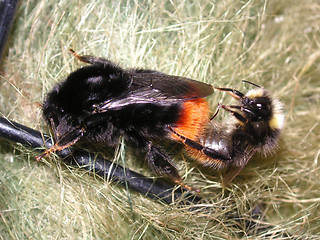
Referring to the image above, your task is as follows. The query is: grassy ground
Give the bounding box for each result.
[1,0,320,239]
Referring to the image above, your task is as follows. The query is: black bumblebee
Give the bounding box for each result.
[38,49,284,190]
[37,49,215,191]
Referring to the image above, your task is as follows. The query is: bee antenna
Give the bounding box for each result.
[242,80,262,88]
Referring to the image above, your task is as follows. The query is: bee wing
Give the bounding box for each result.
[131,71,214,100]
[96,87,185,111]
[97,71,214,111]
[222,149,256,187]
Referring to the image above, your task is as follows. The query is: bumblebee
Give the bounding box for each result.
[170,82,285,186]
[37,49,214,191]
[38,49,284,190]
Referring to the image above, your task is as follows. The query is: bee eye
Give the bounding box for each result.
[243,97,272,121]
[249,97,270,110]
[256,103,263,109]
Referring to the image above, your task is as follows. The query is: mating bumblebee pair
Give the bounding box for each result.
[37,49,284,191]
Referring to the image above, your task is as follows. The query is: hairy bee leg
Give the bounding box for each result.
[69,48,115,66]
[168,126,231,161]
[219,104,248,124]
[49,117,60,141]
[36,128,85,161]
[175,180,201,193]
[214,87,244,99]
[35,143,67,161]
[145,142,200,193]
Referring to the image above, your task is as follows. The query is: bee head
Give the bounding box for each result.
[241,88,273,122]
[214,82,284,144]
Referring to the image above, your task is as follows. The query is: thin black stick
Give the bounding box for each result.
[0,0,20,62]
[0,117,201,204]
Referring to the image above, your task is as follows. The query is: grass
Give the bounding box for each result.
[1,0,320,239]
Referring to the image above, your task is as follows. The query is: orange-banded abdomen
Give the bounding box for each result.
[170,119,232,169]
[170,98,210,142]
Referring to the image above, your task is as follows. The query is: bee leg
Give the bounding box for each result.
[48,117,59,141]
[126,131,200,193]
[219,104,248,124]
[36,127,85,161]
[145,142,200,193]
[210,104,221,120]
[69,48,116,67]
[168,126,231,162]
[214,87,244,99]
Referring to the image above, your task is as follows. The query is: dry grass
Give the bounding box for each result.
[1,0,320,239]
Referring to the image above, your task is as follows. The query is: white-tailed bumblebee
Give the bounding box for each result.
[170,81,284,186]
[38,49,284,190]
